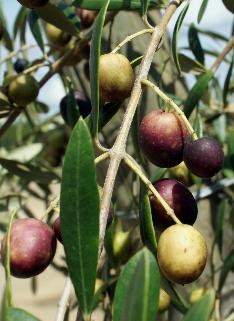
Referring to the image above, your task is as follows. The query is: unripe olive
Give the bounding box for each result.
[99,53,134,102]
[1,218,57,278]
[158,288,171,313]
[95,278,104,294]
[189,287,206,304]
[157,224,207,284]
[17,0,49,7]
[222,0,234,13]
[113,230,131,264]
[169,161,192,186]
[45,23,71,48]
[8,74,39,106]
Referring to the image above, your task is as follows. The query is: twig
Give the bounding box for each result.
[124,154,181,224]
[111,28,153,54]
[98,0,184,257]
[141,79,198,140]
[0,108,24,139]
[211,36,234,73]
[55,276,72,321]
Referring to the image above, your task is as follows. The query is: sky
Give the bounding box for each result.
[0,0,233,113]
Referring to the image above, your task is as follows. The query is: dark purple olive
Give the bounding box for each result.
[14,58,29,73]
[183,137,224,178]
[1,218,57,278]
[139,110,189,168]
[59,91,92,127]
[150,178,198,228]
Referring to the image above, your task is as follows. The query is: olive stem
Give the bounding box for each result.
[41,196,60,221]
[141,79,198,140]
[95,152,110,164]
[98,0,184,257]
[211,36,234,73]
[55,276,72,321]
[124,154,182,224]
[111,28,154,54]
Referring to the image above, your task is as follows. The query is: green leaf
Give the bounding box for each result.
[98,102,122,130]
[57,1,81,31]
[178,54,206,75]
[73,0,162,10]
[90,0,110,136]
[60,119,100,315]
[0,4,13,51]
[223,50,234,106]
[195,27,228,42]
[13,7,28,40]
[139,183,157,254]
[193,108,203,138]
[183,70,213,118]
[3,307,41,321]
[181,289,215,321]
[197,0,210,23]
[141,0,150,17]
[188,23,204,65]
[35,3,79,37]
[28,10,44,53]
[66,79,81,128]
[172,0,191,75]
[113,248,160,321]
[219,249,234,291]
[0,158,59,184]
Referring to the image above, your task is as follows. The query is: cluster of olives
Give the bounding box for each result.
[138,109,224,285]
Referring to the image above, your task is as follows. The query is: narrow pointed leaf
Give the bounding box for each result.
[139,183,157,254]
[35,3,79,36]
[172,0,191,75]
[28,10,44,53]
[183,70,213,118]
[197,0,210,23]
[90,0,110,136]
[223,50,234,106]
[113,248,160,321]
[4,307,41,321]
[181,289,215,321]
[219,249,234,291]
[188,23,204,65]
[73,0,164,10]
[141,0,150,16]
[60,118,100,315]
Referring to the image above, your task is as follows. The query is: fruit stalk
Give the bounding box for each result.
[99,0,184,257]
[111,28,153,54]
[141,79,198,140]
[124,154,182,224]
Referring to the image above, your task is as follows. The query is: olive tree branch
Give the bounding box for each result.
[211,35,234,73]
[55,276,72,321]
[124,154,182,224]
[98,0,184,256]
[141,79,198,140]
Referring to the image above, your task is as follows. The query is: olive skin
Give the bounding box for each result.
[150,178,197,228]
[158,289,171,313]
[45,23,71,48]
[222,0,234,13]
[189,288,206,304]
[99,53,134,102]
[169,161,192,186]
[53,217,62,243]
[139,110,189,168]
[157,224,207,284]
[8,74,39,106]
[183,137,224,178]
[14,58,29,73]
[1,218,57,278]
[17,0,49,8]
[76,8,97,29]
